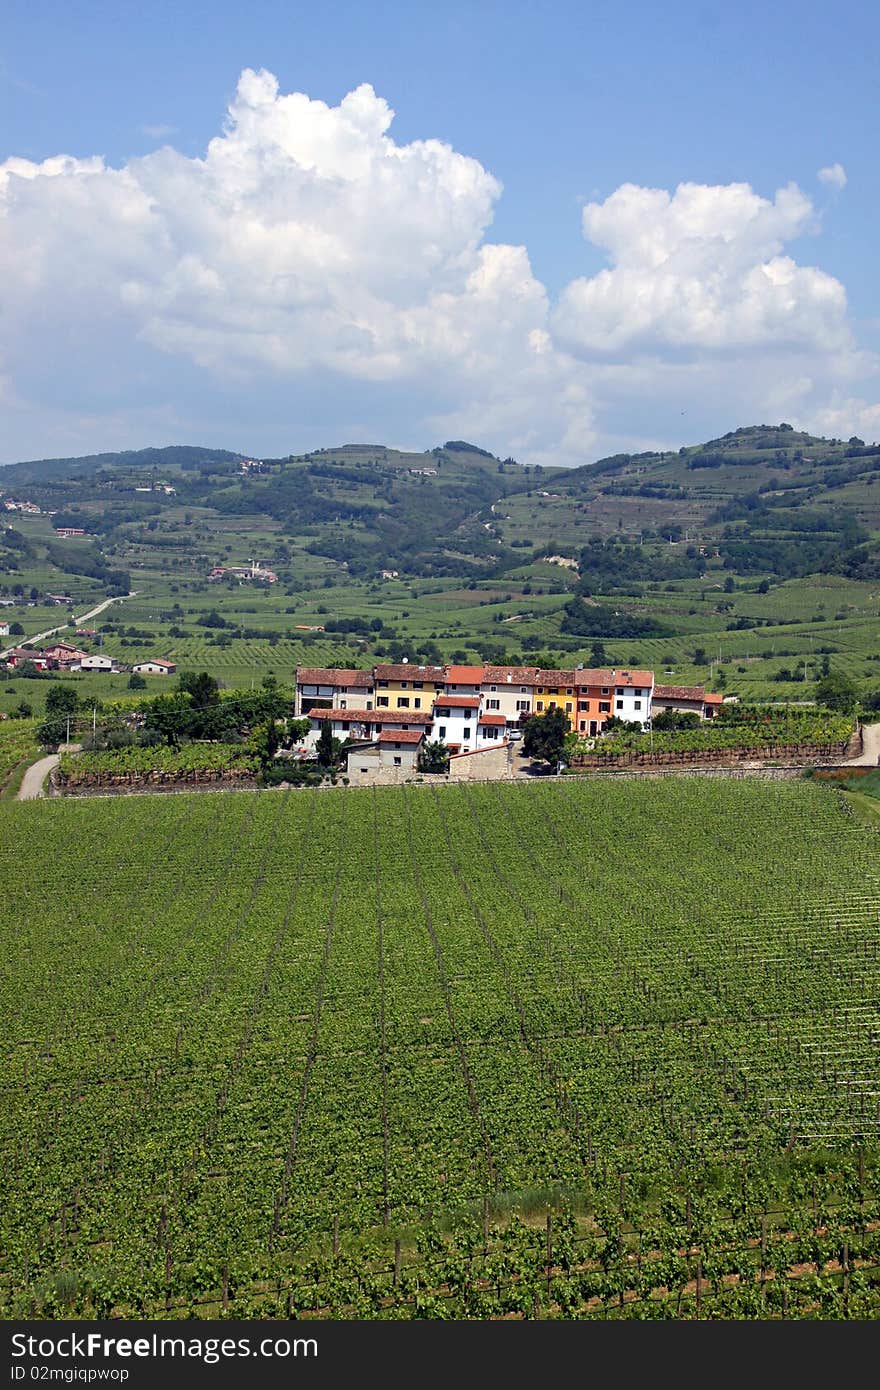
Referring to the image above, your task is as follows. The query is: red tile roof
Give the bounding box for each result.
[704,691,724,705]
[378,728,425,744]
[375,663,445,682]
[653,684,707,701]
[296,667,373,686]
[305,707,431,726]
[534,669,576,686]
[445,664,484,683]
[479,713,507,726]
[574,668,654,688]
[433,695,480,709]
[483,665,540,684]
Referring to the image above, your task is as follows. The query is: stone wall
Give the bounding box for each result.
[571,738,853,771]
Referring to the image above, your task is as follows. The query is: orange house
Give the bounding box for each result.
[573,668,654,735]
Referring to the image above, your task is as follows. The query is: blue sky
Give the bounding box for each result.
[2,0,878,463]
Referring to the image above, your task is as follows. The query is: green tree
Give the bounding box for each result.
[692,647,708,666]
[316,719,339,769]
[814,671,859,714]
[522,707,570,766]
[418,739,450,773]
[144,692,194,747]
[177,670,220,707]
[38,684,80,747]
[589,640,606,666]
[128,673,147,690]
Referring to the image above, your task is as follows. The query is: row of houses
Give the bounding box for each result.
[294,662,721,756]
[2,641,177,676]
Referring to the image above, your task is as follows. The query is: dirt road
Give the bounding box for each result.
[0,592,135,662]
[847,722,880,766]
[17,755,59,800]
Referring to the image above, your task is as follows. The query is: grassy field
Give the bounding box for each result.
[2,777,880,1318]
[4,560,880,717]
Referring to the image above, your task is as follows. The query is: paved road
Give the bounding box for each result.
[17,754,59,800]
[0,592,136,662]
[847,722,880,766]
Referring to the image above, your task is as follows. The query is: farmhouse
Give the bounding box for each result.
[76,653,118,673]
[295,667,375,716]
[6,649,51,671]
[652,685,723,720]
[302,707,431,748]
[345,728,426,784]
[43,642,90,669]
[54,527,86,539]
[132,659,177,675]
[0,621,9,638]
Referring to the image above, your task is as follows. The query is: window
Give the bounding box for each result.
[616,699,624,710]
[484,725,499,739]
[486,698,500,710]
[463,726,471,739]
[367,701,373,710]
[617,688,625,696]
[536,702,544,712]
[377,696,389,707]
[414,698,421,709]
[378,681,388,688]
[565,703,572,712]
[490,684,497,692]
[634,700,641,710]
[566,688,573,695]
[397,697,410,708]
[400,681,408,689]
[578,701,588,712]
[413,681,423,689]
[579,720,586,732]
[340,700,346,709]
[599,701,610,713]
[516,699,530,711]
[601,686,609,695]
[393,756,401,766]
[439,726,446,739]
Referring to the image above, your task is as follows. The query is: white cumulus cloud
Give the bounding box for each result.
[817,162,847,190]
[552,180,848,356]
[0,70,876,464]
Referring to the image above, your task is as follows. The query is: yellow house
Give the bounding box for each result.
[532,668,576,722]
[373,663,446,715]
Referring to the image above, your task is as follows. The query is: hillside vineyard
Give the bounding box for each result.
[3,778,880,1318]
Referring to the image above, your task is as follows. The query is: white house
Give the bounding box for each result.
[132,659,177,675]
[75,653,117,673]
[0,621,9,638]
[481,665,539,728]
[428,695,483,752]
